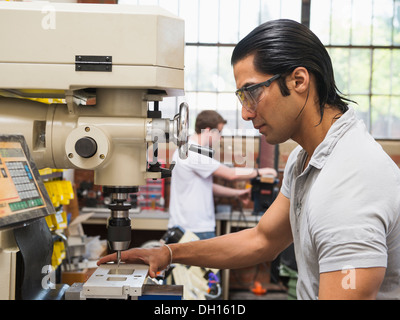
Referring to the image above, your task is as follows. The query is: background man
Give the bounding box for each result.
[168,110,277,240]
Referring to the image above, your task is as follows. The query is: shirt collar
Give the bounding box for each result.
[306,106,357,170]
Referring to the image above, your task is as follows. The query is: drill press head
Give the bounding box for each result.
[0,3,189,268]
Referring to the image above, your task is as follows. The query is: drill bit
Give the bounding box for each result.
[117,250,121,269]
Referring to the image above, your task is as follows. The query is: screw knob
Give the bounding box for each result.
[75,136,97,158]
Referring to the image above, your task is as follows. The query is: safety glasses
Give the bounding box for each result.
[235,74,281,112]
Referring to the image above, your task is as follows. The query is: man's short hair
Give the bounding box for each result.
[195,110,227,134]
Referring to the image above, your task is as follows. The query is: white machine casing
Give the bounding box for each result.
[0,1,186,187]
[0,2,184,93]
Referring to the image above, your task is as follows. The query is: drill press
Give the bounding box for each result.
[0,2,188,298]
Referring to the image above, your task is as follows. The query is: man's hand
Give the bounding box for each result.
[237,188,251,205]
[97,245,171,278]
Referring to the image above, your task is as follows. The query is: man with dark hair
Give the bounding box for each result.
[168,109,276,240]
[99,19,400,300]
[194,110,227,135]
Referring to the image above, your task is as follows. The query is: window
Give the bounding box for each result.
[120,0,399,139]
[310,0,400,139]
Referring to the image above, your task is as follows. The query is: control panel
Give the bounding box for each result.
[0,136,54,229]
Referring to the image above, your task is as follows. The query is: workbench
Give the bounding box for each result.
[81,207,261,233]
[80,207,262,300]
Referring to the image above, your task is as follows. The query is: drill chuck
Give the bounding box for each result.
[107,216,131,251]
[104,186,137,254]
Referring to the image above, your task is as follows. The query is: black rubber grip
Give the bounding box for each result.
[107,218,131,241]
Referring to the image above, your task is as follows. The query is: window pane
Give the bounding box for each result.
[310,0,331,45]
[197,47,218,91]
[219,0,240,43]
[260,0,301,22]
[372,0,394,45]
[217,93,238,132]
[260,0,281,21]
[392,97,400,119]
[393,50,400,92]
[199,0,219,43]
[372,49,391,95]
[371,95,391,138]
[349,49,371,94]
[328,48,350,94]
[197,92,218,110]
[394,0,400,45]
[281,0,302,21]
[351,95,371,130]
[239,0,261,39]
[217,92,237,110]
[180,0,199,42]
[184,46,198,91]
[351,0,372,45]
[391,97,400,138]
[218,46,236,92]
[331,0,352,45]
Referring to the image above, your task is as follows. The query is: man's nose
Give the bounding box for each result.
[241,106,256,121]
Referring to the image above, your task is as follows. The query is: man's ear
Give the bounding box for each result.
[286,67,310,94]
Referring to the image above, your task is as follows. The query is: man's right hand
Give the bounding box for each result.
[97,245,171,278]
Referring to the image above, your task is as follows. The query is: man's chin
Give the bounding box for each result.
[262,134,286,146]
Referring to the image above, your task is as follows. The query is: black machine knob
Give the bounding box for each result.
[75,136,97,158]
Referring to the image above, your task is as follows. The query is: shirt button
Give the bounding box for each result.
[296,203,302,215]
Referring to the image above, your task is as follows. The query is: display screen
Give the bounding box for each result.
[0,148,24,158]
[0,136,54,229]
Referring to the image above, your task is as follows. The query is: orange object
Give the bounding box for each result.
[251,281,267,295]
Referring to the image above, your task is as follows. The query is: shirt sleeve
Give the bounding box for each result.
[309,171,390,273]
[182,151,221,179]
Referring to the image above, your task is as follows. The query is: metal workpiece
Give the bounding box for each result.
[65,273,184,300]
[81,264,148,299]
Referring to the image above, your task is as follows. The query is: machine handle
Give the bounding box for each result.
[174,102,189,160]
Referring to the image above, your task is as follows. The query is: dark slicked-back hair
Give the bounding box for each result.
[231,19,350,120]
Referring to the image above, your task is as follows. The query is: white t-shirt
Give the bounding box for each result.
[168,142,221,233]
[281,106,400,300]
